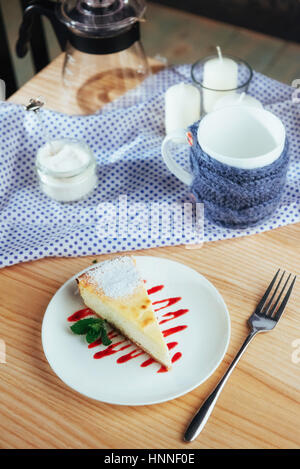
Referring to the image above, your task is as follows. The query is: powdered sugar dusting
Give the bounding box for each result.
[86,256,141,299]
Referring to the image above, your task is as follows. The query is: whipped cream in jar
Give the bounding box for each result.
[35,139,97,202]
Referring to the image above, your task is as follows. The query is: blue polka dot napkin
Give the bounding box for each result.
[0,65,299,267]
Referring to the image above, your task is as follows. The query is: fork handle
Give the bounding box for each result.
[184,330,257,442]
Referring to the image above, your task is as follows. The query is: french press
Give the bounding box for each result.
[17,0,150,114]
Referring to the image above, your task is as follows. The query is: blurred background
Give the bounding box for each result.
[1,0,300,97]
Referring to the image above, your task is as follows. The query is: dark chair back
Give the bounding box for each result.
[1,0,53,97]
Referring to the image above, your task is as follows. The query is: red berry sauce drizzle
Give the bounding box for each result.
[67,283,188,373]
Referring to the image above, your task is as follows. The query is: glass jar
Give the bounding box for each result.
[35,139,97,202]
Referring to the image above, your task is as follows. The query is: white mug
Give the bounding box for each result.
[161,106,286,185]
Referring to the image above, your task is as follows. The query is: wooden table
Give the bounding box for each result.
[1,54,300,449]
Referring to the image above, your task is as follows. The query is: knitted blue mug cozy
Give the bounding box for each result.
[188,121,289,229]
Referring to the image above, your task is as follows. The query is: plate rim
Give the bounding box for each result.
[41,255,231,406]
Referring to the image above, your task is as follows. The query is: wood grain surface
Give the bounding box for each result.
[1,48,300,449]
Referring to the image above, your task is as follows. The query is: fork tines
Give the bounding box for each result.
[255,269,296,321]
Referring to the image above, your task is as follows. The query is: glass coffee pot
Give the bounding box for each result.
[17,0,150,114]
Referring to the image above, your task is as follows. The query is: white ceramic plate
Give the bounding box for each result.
[42,256,231,406]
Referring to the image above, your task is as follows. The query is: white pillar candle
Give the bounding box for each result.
[213,92,263,111]
[165,82,201,135]
[203,46,238,113]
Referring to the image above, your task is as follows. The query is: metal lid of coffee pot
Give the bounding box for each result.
[16,0,147,59]
[59,0,146,37]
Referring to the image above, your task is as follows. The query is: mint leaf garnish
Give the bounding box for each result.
[70,317,112,346]
[86,328,100,343]
[70,318,100,335]
[101,327,112,346]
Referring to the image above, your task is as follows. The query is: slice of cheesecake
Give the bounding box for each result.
[76,256,171,369]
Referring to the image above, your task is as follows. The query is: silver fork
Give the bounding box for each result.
[184,270,296,442]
